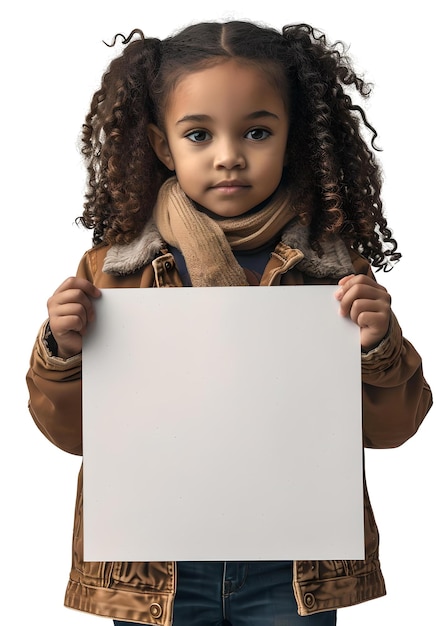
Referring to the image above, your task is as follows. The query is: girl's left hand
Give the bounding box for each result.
[335,274,391,351]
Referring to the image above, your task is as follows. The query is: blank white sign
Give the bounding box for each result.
[82,285,364,561]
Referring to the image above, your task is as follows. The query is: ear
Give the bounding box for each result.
[147,124,175,171]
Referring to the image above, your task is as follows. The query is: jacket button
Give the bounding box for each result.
[150,603,163,618]
[304,593,316,608]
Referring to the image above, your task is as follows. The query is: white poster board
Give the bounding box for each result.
[83,286,364,561]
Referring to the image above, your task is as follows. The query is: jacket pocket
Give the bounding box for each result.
[112,561,175,592]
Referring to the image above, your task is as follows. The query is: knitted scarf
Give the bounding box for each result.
[153,177,297,286]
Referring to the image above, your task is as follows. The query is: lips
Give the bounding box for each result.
[211,180,249,188]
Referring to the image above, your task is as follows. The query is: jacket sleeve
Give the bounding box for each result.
[361,312,432,448]
[353,252,433,448]
[26,323,83,455]
[26,252,95,456]
[347,252,433,448]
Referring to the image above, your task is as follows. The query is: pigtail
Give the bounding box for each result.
[79,32,169,245]
[282,24,400,269]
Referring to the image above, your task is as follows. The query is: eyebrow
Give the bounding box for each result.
[176,110,280,125]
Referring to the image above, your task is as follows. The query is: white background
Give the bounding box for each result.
[3,1,441,624]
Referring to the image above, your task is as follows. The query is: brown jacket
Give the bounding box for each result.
[27,222,432,623]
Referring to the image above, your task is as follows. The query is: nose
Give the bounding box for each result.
[213,139,246,170]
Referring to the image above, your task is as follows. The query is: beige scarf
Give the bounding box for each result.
[153,177,297,286]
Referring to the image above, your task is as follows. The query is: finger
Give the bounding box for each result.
[346,300,391,350]
[52,290,96,317]
[358,303,391,328]
[336,273,387,298]
[53,277,101,299]
[337,273,355,288]
[340,289,391,318]
[48,286,100,325]
[51,303,90,333]
[337,284,390,318]
[359,312,391,350]
[356,310,389,332]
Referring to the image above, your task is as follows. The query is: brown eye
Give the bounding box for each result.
[245,128,271,141]
[186,130,210,143]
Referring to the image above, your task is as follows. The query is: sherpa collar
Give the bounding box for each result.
[102,219,164,276]
[281,222,354,278]
[102,218,354,279]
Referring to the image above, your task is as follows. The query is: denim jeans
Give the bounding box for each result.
[113,561,337,625]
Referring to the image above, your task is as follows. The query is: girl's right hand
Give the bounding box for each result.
[47,277,101,359]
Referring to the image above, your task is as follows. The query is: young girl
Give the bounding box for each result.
[26,20,432,626]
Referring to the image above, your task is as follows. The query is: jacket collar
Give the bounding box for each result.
[281,222,354,278]
[103,219,164,276]
[103,218,354,279]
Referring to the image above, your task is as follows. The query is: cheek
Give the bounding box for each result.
[260,151,286,181]
[172,166,199,196]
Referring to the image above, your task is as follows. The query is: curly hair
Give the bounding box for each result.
[78,20,400,270]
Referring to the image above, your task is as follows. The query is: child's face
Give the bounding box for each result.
[149,59,289,218]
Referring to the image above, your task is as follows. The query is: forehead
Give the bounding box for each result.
[164,59,287,120]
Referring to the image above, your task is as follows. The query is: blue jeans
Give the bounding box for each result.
[114,561,336,625]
